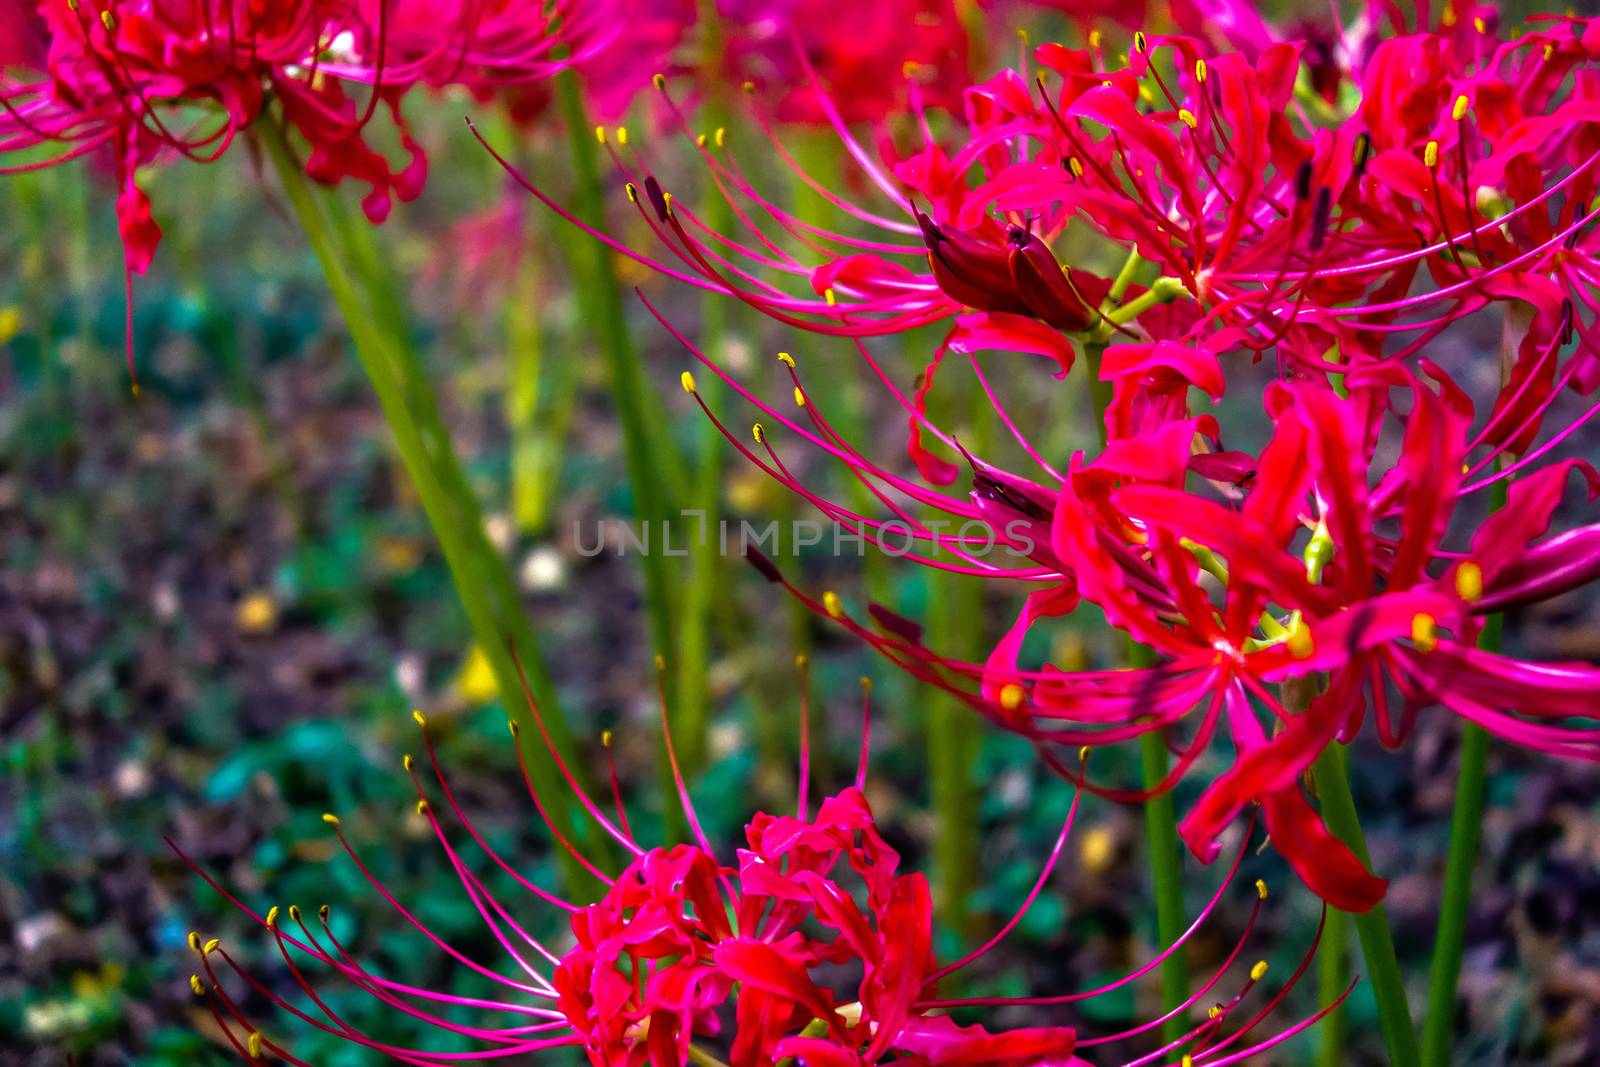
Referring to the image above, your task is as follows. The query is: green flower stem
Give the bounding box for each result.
[505,208,574,534]
[1311,743,1420,1067]
[1138,715,1189,1044]
[671,5,733,776]
[928,568,983,941]
[1422,476,1508,1067]
[262,118,604,890]
[926,378,992,943]
[554,73,698,813]
[1085,339,1187,1040]
[1317,909,1351,1067]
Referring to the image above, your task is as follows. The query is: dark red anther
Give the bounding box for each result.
[868,602,925,645]
[1310,188,1332,251]
[642,175,671,223]
[745,545,784,583]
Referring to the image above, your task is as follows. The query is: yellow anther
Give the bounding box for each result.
[1182,1057,1194,1067]
[696,133,706,147]
[190,974,205,996]
[1473,15,1487,33]
[663,191,675,213]
[1017,28,1029,45]
[999,684,1025,711]
[1455,561,1484,603]
[594,125,606,145]
[1452,94,1470,121]
[403,754,414,772]
[266,906,280,929]
[412,709,428,728]
[1178,108,1197,129]
[1411,612,1439,652]
[1195,59,1207,83]
[508,720,520,737]
[1424,140,1439,168]
[794,385,806,407]
[795,653,809,669]
[100,10,114,30]
[824,288,837,306]
[1208,1004,1223,1019]
[1088,29,1102,49]
[680,370,697,394]
[1134,31,1148,53]
[1068,157,1084,178]
[1255,878,1269,900]
[1102,79,1113,88]
[1251,960,1269,981]
[823,591,844,618]
[602,729,613,747]
[752,422,765,444]
[187,932,202,953]
[1079,745,1091,763]
[416,799,430,816]
[322,813,341,826]
[1545,43,1555,60]
[1286,618,1314,660]
[625,182,638,203]
[203,937,220,954]
[715,127,725,148]
[777,351,795,367]
[248,1031,262,1059]
[859,675,873,692]
[318,905,329,922]
[288,905,301,922]
[742,80,755,95]
[654,653,666,671]
[615,126,628,146]
[653,73,666,91]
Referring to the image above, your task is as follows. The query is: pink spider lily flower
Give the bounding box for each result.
[333,0,693,125]
[499,16,1600,483]
[174,660,1343,1065]
[0,1,428,267]
[721,359,1600,911]
[0,0,660,380]
[713,0,973,126]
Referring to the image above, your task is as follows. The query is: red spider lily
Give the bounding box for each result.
[713,0,973,126]
[339,0,694,125]
[174,659,1343,1066]
[644,252,1600,908]
[716,357,1600,911]
[500,15,1600,478]
[0,0,658,380]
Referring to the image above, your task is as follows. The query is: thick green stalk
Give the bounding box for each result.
[1317,909,1351,1067]
[1422,477,1508,1066]
[1312,744,1420,1067]
[671,7,733,775]
[505,230,567,533]
[554,73,697,819]
[928,567,983,942]
[1136,652,1189,1045]
[1085,340,1188,1038]
[262,120,604,890]
[925,380,992,943]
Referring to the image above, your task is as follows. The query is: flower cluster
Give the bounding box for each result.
[177,668,1335,1065]
[516,10,1600,910]
[0,0,673,355]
